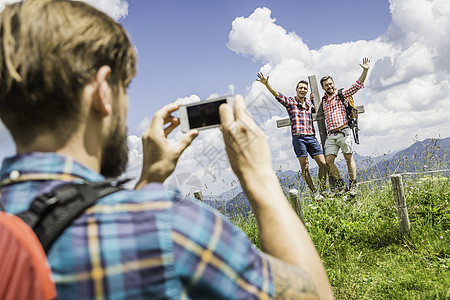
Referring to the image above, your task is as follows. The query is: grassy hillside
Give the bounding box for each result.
[229,173,449,299]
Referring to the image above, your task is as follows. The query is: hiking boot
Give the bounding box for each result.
[321,189,335,198]
[334,178,348,196]
[348,179,358,197]
[313,190,325,201]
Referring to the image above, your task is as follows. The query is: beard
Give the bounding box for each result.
[326,86,335,96]
[100,119,129,178]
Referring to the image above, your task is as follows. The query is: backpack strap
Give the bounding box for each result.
[337,88,346,106]
[16,178,130,253]
[337,89,360,144]
[0,194,4,211]
[337,88,356,120]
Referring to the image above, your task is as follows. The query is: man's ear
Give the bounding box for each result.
[93,65,113,117]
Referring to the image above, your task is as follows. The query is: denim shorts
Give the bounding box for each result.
[324,127,353,156]
[292,134,323,158]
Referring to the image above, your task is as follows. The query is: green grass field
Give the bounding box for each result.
[230,174,450,299]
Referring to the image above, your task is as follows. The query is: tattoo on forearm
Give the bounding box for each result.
[268,256,319,300]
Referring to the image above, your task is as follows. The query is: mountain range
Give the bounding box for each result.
[204,137,450,215]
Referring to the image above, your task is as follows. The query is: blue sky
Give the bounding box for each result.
[119,0,391,135]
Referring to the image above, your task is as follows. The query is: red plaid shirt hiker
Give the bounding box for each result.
[322,80,364,132]
[276,92,315,135]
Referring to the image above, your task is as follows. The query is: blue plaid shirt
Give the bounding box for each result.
[0,152,273,299]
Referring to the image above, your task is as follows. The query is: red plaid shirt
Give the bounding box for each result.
[322,80,364,132]
[276,92,315,135]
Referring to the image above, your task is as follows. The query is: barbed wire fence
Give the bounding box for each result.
[288,168,450,236]
[190,166,448,237]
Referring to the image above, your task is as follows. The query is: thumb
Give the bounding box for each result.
[174,130,198,155]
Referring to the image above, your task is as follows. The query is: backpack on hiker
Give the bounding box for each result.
[0,179,128,300]
[337,88,360,144]
[0,211,56,300]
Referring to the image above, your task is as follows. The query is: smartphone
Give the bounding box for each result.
[179,95,234,132]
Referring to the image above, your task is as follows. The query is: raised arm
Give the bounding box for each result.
[220,96,333,300]
[358,57,370,83]
[257,72,279,98]
[341,57,371,98]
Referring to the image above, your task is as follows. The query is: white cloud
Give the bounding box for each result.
[227,7,312,66]
[228,84,235,95]
[130,0,450,192]
[83,0,128,20]
[162,125,237,196]
[174,94,201,105]
[0,0,129,20]
[227,1,450,158]
[0,0,17,12]
[122,135,143,187]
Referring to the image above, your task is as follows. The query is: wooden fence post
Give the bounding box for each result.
[193,190,204,202]
[288,189,304,223]
[390,174,411,237]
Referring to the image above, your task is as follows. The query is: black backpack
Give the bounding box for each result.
[336,88,360,144]
[16,179,128,252]
[0,179,127,299]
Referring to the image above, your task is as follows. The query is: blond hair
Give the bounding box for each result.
[0,0,137,144]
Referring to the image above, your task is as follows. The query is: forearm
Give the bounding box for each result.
[264,82,279,98]
[238,169,332,298]
[358,68,368,83]
[220,97,332,299]
[357,57,370,84]
[266,254,334,299]
[343,80,365,98]
[240,170,311,257]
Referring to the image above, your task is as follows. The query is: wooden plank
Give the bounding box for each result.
[277,105,365,128]
[276,118,291,128]
[276,105,364,128]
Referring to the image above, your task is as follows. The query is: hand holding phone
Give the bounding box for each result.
[135,103,198,189]
[179,95,235,133]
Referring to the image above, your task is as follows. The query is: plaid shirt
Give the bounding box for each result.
[322,80,364,132]
[276,92,315,135]
[0,152,273,299]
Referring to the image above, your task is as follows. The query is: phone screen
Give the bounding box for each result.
[187,98,227,129]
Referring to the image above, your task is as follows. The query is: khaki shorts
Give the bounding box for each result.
[324,127,353,156]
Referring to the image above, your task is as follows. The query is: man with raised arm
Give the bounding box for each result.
[320,58,370,197]
[257,73,327,200]
[0,1,333,299]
